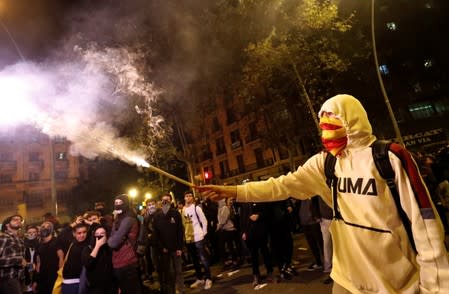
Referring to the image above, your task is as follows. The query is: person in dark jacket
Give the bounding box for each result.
[153,193,184,294]
[240,202,273,287]
[81,225,113,294]
[107,194,142,294]
[61,223,89,294]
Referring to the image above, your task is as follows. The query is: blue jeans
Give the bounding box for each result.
[187,239,211,280]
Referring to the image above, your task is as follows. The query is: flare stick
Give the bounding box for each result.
[146,165,194,187]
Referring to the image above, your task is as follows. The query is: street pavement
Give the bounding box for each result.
[146,233,333,293]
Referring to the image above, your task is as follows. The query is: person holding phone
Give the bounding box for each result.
[81,226,113,294]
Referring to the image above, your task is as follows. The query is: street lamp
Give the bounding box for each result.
[144,192,152,200]
[128,188,138,199]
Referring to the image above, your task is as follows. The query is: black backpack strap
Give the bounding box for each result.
[372,140,417,252]
[325,152,342,220]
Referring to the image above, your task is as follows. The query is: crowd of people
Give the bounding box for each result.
[0,186,346,294]
[2,94,449,294]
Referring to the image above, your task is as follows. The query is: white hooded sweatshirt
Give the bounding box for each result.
[236,94,449,293]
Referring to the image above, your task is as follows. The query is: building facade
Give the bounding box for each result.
[0,126,85,224]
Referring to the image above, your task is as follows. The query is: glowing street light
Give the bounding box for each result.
[144,192,152,200]
[128,188,138,199]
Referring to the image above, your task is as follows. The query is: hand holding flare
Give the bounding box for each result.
[196,185,237,201]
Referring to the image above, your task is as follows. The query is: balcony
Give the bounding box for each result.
[0,160,17,172]
[201,151,213,162]
[215,149,226,157]
[245,135,259,144]
[231,140,242,150]
[28,160,44,170]
[55,160,69,169]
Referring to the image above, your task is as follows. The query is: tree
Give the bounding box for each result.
[238,0,358,170]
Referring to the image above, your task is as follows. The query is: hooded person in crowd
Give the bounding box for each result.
[107,194,142,294]
[199,94,449,294]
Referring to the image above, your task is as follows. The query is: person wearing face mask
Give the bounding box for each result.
[152,193,184,294]
[0,214,25,294]
[199,94,449,294]
[81,226,113,294]
[34,221,62,294]
[107,194,142,294]
[136,199,159,284]
[23,225,39,294]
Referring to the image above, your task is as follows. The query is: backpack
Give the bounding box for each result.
[324,139,416,252]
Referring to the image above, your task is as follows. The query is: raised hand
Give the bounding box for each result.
[195,185,237,201]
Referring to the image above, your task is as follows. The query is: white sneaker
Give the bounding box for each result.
[204,279,213,290]
[190,279,205,289]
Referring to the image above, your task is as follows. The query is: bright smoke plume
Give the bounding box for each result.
[0,44,162,167]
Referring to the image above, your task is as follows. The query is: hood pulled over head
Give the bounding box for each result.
[318,94,376,152]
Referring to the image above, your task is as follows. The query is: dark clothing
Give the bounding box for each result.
[112,264,142,294]
[81,244,113,294]
[240,203,273,275]
[0,276,22,294]
[36,238,59,294]
[108,215,139,269]
[63,240,88,279]
[108,213,142,294]
[153,209,184,252]
[0,231,25,280]
[270,200,294,268]
[56,226,74,255]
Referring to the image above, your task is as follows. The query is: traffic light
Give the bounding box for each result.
[204,170,213,183]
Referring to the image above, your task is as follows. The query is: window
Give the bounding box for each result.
[29,152,40,161]
[379,64,389,75]
[25,192,44,208]
[56,152,66,160]
[0,152,13,161]
[254,148,264,168]
[216,137,226,155]
[53,136,67,143]
[219,160,229,178]
[226,107,236,125]
[409,103,435,120]
[230,129,242,149]
[57,190,71,204]
[212,117,221,132]
[236,155,245,173]
[386,22,397,31]
[29,172,40,182]
[0,174,13,183]
[246,122,258,142]
[55,171,68,180]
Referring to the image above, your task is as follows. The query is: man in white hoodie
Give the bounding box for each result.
[182,191,213,290]
[199,94,449,294]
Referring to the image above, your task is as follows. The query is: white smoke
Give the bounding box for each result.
[0,44,163,167]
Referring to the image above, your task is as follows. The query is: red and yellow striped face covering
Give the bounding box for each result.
[320,115,347,156]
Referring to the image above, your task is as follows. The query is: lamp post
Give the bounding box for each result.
[370,0,404,145]
[128,188,138,208]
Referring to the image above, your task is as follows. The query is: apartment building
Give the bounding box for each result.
[189,95,312,186]
[0,125,84,224]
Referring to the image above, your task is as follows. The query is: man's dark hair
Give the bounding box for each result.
[85,211,100,218]
[184,190,194,196]
[72,222,89,232]
[161,193,172,201]
[1,215,23,232]
[26,225,39,231]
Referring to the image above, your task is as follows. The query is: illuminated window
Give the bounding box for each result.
[386,22,397,31]
[379,64,389,75]
[56,152,66,160]
[424,59,433,68]
[408,103,435,120]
